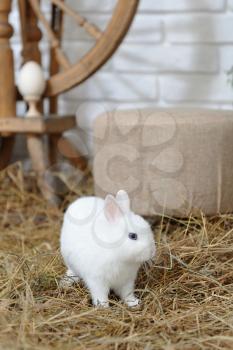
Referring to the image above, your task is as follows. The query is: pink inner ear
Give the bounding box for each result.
[104,196,123,223]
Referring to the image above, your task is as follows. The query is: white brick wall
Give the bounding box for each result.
[111,45,218,73]
[166,15,233,43]
[65,72,158,101]
[139,0,226,12]
[160,74,233,103]
[228,0,233,10]
[9,0,233,159]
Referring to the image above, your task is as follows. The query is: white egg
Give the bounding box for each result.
[18,61,46,100]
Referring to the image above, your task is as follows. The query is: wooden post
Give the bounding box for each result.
[48,3,63,165]
[0,0,16,169]
[19,0,42,63]
[26,100,57,203]
[18,61,59,205]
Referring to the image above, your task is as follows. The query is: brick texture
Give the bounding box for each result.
[64,72,158,101]
[166,15,233,43]
[161,75,233,102]
[112,45,218,73]
[228,0,233,9]
[139,0,226,12]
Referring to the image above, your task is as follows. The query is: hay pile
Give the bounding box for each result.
[0,163,233,350]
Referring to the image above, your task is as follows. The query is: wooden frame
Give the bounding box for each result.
[0,0,16,169]
[0,0,139,200]
[0,116,76,134]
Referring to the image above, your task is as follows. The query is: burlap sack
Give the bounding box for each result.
[93,108,233,217]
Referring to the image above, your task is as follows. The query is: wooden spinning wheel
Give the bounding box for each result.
[0,0,139,171]
[21,0,139,96]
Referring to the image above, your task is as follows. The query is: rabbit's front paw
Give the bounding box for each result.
[89,281,109,308]
[93,300,109,308]
[126,297,140,307]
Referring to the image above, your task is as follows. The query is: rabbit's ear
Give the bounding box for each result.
[115,190,130,213]
[104,195,123,223]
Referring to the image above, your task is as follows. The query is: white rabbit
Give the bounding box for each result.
[60,190,156,307]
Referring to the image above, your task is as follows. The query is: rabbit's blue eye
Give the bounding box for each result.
[128,232,138,240]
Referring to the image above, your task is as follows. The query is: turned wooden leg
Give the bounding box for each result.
[19,0,42,63]
[48,133,61,165]
[27,134,50,199]
[26,133,56,203]
[21,99,59,204]
[57,136,88,171]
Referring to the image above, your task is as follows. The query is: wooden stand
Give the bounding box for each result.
[0,0,138,202]
[0,0,87,202]
[0,0,16,169]
[0,115,86,168]
[0,113,87,203]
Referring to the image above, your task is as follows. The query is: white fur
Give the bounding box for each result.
[60,190,156,307]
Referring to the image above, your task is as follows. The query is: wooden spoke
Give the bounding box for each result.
[28,0,70,69]
[50,0,102,40]
[45,0,139,96]
[54,47,70,70]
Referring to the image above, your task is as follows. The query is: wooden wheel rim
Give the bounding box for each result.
[45,0,139,97]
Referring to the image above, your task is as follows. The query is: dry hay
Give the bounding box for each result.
[0,163,233,350]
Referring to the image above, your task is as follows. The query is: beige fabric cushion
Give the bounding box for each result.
[93,108,233,217]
